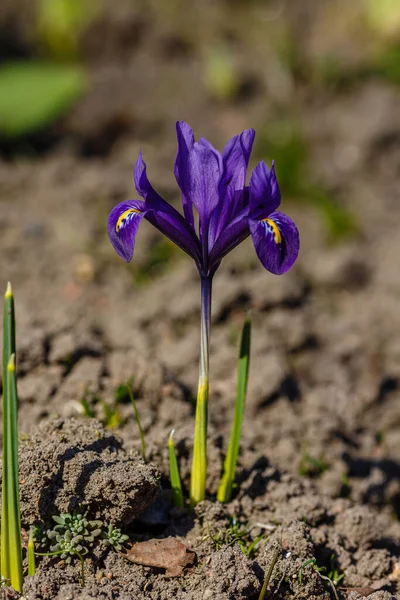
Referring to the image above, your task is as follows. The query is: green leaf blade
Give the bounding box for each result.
[217,313,252,503]
[1,285,23,592]
[168,430,184,508]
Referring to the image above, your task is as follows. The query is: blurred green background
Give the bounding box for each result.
[1,0,400,254]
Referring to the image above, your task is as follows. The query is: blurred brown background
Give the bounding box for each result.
[1,0,400,515]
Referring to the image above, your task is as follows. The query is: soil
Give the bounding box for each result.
[1,1,400,598]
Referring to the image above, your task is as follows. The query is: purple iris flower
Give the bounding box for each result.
[108,121,299,278]
[108,121,299,505]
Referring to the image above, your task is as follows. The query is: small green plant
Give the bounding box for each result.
[1,283,23,592]
[207,517,265,559]
[168,429,184,508]
[298,556,344,600]
[102,523,129,551]
[218,313,251,503]
[299,445,329,478]
[46,513,102,562]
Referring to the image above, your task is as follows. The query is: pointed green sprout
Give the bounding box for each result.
[217,313,251,503]
[1,283,23,592]
[168,430,184,508]
[28,527,36,576]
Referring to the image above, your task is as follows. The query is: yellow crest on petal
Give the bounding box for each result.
[116,209,141,232]
[263,218,282,244]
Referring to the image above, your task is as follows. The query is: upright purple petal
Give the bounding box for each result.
[174,121,195,228]
[249,210,299,275]
[249,161,281,220]
[134,151,202,265]
[208,129,255,248]
[187,141,221,224]
[198,137,223,173]
[108,200,146,262]
[221,128,255,197]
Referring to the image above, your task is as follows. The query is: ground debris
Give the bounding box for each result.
[123,537,196,577]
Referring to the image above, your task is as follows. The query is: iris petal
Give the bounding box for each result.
[221,129,255,198]
[134,150,202,265]
[108,200,146,262]
[249,160,280,219]
[249,211,299,275]
[208,129,255,248]
[175,121,195,228]
[187,141,221,225]
[208,208,250,275]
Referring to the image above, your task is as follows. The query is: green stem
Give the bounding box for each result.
[190,276,212,507]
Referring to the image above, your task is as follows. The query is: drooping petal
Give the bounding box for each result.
[135,151,202,265]
[249,211,299,275]
[145,209,202,267]
[249,160,280,220]
[108,200,146,262]
[208,129,255,248]
[134,150,168,209]
[208,208,250,275]
[174,121,195,228]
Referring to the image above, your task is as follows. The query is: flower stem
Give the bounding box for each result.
[190,275,212,507]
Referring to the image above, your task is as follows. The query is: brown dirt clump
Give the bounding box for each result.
[15,417,161,526]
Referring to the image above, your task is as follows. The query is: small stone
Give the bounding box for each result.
[74,253,96,284]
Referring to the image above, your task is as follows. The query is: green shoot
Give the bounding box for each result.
[298,556,342,600]
[168,430,184,508]
[1,283,23,592]
[206,517,265,559]
[79,392,95,418]
[127,382,147,462]
[101,399,122,430]
[299,444,329,478]
[217,313,251,503]
[28,527,36,576]
[258,546,281,600]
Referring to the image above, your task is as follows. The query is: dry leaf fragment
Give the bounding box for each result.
[124,537,196,577]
